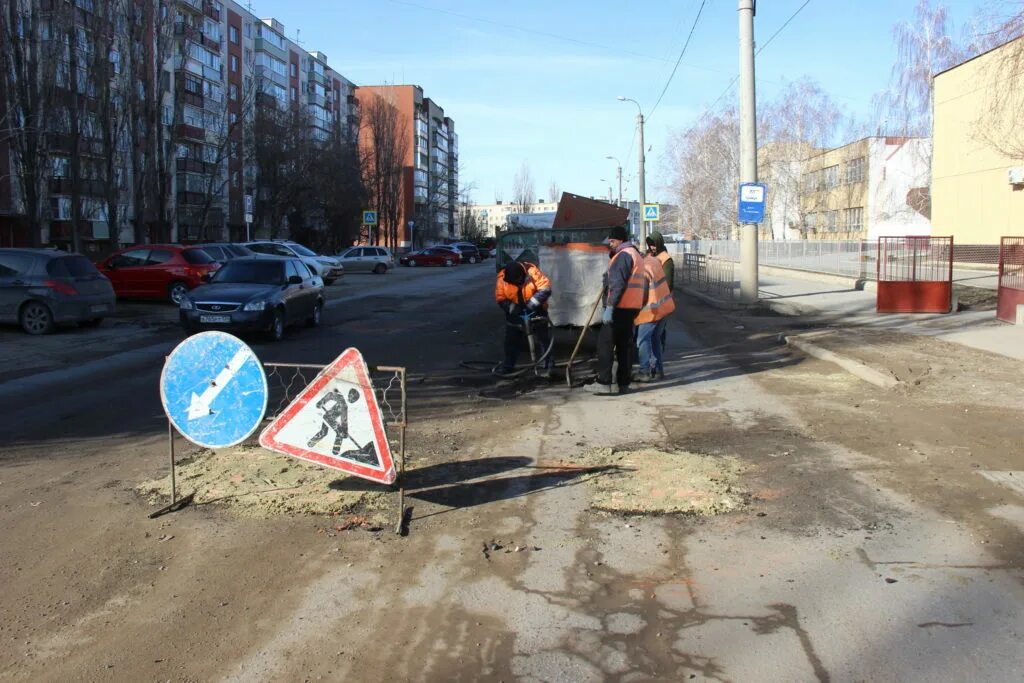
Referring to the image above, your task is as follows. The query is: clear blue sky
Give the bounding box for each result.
[263,0,985,205]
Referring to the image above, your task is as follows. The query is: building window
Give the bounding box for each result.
[844,207,864,233]
[229,25,239,44]
[803,170,820,193]
[230,84,238,101]
[823,210,839,232]
[51,156,70,178]
[845,157,865,184]
[290,62,297,77]
[803,212,817,233]
[823,165,839,189]
[229,112,237,124]
[290,86,297,102]
[230,55,239,73]
[244,21,252,39]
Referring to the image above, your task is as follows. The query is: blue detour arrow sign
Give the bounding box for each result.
[160,331,268,449]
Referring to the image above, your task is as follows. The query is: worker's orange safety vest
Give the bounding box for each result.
[635,254,676,324]
[495,262,551,307]
[609,246,647,309]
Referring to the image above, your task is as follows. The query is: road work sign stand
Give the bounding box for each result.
[155,332,269,517]
[261,351,409,534]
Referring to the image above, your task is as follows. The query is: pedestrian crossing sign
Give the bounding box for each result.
[643,204,660,221]
[259,347,396,485]
[362,210,378,225]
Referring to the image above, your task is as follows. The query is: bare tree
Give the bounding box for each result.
[967,6,1024,159]
[874,0,962,136]
[360,91,409,250]
[311,124,366,253]
[0,0,64,247]
[456,182,485,243]
[511,161,534,214]
[664,107,739,239]
[547,179,560,204]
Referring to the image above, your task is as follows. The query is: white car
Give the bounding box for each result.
[244,240,344,284]
[335,246,394,274]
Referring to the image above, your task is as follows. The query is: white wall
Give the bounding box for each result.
[867,138,932,239]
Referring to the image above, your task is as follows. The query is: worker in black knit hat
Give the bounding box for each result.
[590,225,644,395]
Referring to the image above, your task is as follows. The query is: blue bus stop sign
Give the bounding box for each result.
[738,182,767,223]
[160,332,268,449]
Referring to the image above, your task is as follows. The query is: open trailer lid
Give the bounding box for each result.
[551,193,629,230]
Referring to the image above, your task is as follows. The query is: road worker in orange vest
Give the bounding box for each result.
[590,225,646,396]
[635,233,676,382]
[495,260,553,377]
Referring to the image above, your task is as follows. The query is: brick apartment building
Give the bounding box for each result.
[0,0,428,252]
[354,85,458,249]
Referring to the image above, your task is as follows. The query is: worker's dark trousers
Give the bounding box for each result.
[503,320,552,370]
[597,308,640,388]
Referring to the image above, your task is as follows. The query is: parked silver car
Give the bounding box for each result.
[336,246,394,274]
[243,240,345,284]
[0,248,116,334]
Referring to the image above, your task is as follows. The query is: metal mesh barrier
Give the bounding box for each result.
[997,237,1024,323]
[876,236,953,313]
[677,253,736,300]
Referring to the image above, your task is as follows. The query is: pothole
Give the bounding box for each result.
[582,447,747,516]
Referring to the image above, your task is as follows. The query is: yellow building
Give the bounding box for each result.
[933,37,1024,244]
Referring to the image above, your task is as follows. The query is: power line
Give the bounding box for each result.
[384,0,729,75]
[647,0,708,122]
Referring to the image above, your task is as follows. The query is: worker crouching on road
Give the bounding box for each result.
[635,231,676,382]
[495,260,553,377]
[590,225,645,396]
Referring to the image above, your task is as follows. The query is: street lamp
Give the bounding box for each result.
[604,155,622,206]
[599,178,613,203]
[618,96,647,244]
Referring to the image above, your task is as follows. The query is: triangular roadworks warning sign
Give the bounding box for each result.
[259,348,396,485]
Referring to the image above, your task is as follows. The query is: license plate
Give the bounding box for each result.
[200,315,231,324]
[90,304,108,313]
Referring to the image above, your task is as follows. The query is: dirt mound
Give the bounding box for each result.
[137,445,392,520]
[584,448,746,516]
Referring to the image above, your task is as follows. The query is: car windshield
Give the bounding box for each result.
[226,245,254,257]
[289,243,318,257]
[183,249,215,265]
[212,260,283,284]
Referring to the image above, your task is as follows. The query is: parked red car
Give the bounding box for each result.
[399,248,459,268]
[97,245,219,304]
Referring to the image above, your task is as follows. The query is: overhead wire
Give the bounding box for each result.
[647,0,709,123]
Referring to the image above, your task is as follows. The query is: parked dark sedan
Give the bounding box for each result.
[179,257,324,341]
[0,248,116,334]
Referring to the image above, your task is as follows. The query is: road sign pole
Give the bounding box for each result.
[638,112,647,246]
[168,419,176,504]
[738,0,759,303]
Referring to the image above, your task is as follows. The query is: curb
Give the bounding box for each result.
[784,335,899,389]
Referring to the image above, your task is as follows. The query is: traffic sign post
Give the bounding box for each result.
[737,182,767,223]
[260,348,397,486]
[244,194,254,241]
[362,210,378,225]
[157,332,268,515]
[643,203,660,222]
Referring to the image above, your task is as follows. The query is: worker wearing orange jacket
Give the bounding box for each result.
[495,261,553,376]
[634,246,676,382]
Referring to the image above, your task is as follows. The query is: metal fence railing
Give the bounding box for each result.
[677,253,737,300]
[673,239,1001,281]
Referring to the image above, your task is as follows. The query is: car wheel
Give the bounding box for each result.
[307,300,322,327]
[444,259,453,267]
[409,259,418,267]
[324,278,336,286]
[168,281,189,305]
[268,308,286,341]
[20,301,55,335]
[469,256,478,264]
[79,318,103,328]
[373,263,386,274]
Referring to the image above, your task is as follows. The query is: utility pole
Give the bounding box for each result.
[618,97,647,244]
[738,0,759,303]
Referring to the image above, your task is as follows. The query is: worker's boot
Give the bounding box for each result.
[587,381,617,396]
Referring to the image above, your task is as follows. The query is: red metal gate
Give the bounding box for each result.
[997,236,1024,324]
[876,236,954,313]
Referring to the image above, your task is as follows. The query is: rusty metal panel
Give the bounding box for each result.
[997,236,1024,324]
[551,193,629,230]
[876,236,953,313]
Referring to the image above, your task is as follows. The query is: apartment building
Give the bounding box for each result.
[933,37,1024,245]
[472,200,559,235]
[0,0,359,249]
[354,85,458,249]
[800,136,931,240]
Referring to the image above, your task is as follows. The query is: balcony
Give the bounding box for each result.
[203,0,221,21]
[180,0,202,13]
[307,91,328,108]
[255,65,288,87]
[176,158,217,174]
[177,123,206,140]
[49,178,107,196]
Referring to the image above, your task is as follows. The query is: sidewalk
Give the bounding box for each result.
[701,272,1024,361]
